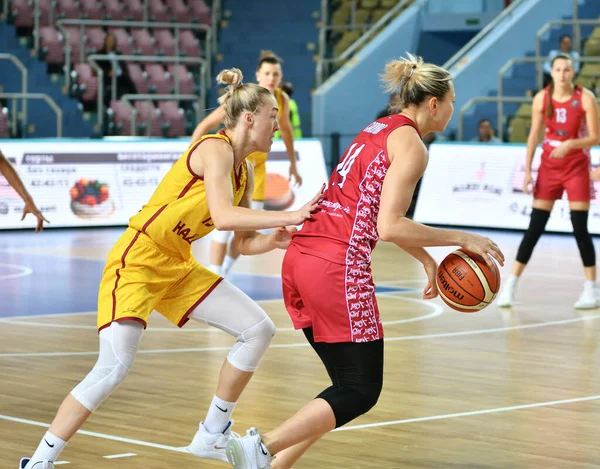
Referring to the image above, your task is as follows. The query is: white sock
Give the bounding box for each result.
[584,280,595,288]
[207,264,222,275]
[507,274,519,285]
[204,395,236,433]
[221,255,237,277]
[27,431,67,466]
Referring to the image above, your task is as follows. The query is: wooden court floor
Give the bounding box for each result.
[2,227,600,468]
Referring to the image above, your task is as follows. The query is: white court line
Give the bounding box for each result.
[103,453,137,459]
[0,311,96,321]
[0,263,33,280]
[2,313,599,358]
[335,394,600,432]
[3,394,600,453]
[0,294,443,331]
[0,414,186,453]
[53,461,70,465]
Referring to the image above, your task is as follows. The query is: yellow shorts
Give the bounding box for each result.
[247,151,267,202]
[97,228,221,331]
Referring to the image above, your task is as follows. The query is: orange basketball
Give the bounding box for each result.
[436,249,500,313]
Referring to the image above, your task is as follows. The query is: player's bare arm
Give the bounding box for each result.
[377,127,504,266]
[279,92,302,186]
[0,150,49,232]
[190,105,226,143]
[233,162,297,255]
[194,139,319,230]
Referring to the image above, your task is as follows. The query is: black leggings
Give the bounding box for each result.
[303,327,384,428]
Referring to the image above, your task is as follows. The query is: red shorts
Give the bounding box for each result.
[282,243,383,343]
[534,154,594,202]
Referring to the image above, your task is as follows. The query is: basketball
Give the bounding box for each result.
[436,249,500,313]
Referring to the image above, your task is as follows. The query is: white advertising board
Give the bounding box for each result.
[414,143,600,233]
[0,139,328,229]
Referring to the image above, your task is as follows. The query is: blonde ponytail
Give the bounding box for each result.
[215,67,273,128]
[381,53,451,111]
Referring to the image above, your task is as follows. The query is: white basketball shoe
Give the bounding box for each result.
[226,427,273,469]
[187,420,238,463]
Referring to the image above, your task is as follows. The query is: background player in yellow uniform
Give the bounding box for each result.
[19,68,320,469]
[191,51,303,278]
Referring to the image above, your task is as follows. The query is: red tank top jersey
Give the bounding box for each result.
[542,85,589,161]
[292,114,421,265]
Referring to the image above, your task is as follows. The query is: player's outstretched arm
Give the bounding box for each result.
[196,140,321,231]
[0,150,48,232]
[190,105,226,142]
[376,127,504,267]
[233,162,297,255]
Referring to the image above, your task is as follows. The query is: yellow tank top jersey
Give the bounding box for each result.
[129,131,248,259]
[248,87,285,202]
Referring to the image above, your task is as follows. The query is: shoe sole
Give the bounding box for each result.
[226,439,245,469]
[186,447,228,463]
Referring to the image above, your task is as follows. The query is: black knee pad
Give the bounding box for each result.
[516,208,551,264]
[318,380,383,428]
[571,210,596,267]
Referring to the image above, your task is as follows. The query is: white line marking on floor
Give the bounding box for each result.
[0,263,33,280]
[2,313,598,358]
[53,461,70,465]
[0,414,186,453]
[0,294,443,331]
[103,453,137,459]
[336,394,600,431]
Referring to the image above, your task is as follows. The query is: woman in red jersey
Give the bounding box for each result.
[224,54,505,469]
[498,54,600,309]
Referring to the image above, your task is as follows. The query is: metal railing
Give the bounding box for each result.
[0,54,28,131]
[121,93,202,136]
[458,96,533,142]
[497,56,600,140]
[0,92,62,137]
[316,0,413,87]
[56,19,212,92]
[87,54,206,130]
[210,0,221,56]
[535,19,600,90]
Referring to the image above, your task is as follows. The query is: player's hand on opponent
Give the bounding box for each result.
[421,259,439,300]
[290,164,303,186]
[288,184,324,225]
[591,167,600,181]
[523,171,534,195]
[461,234,504,267]
[549,140,572,159]
[271,226,298,250]
[22,199,49,232]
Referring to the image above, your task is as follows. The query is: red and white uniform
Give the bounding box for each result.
[535,85,593,201]
[282,114,420,343]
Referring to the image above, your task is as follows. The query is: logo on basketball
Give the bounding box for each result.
[436,249,500,313]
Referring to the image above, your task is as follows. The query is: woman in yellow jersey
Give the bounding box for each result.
[191,51,303,279]
[19,68,321,469]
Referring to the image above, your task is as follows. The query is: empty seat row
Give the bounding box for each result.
[10,0,210,28]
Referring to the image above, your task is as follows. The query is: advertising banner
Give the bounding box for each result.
[0,139,328,229]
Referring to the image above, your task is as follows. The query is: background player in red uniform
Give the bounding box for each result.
[498,54,600,309]
[224,54,505,469]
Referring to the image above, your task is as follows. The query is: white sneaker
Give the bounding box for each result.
[226,427,273,469]
[187,420,238,463]
[574,282,599,309]
[497,276,518,308]
[20,459,54,469]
